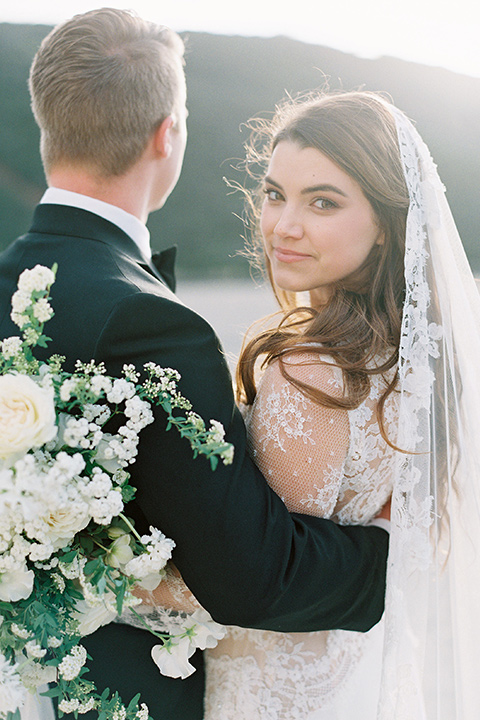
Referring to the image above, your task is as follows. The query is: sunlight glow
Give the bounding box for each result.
[2,0,479,78]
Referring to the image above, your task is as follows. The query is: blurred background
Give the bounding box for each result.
[1,1,479,363]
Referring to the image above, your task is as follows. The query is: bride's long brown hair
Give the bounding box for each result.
[236,91,410,443]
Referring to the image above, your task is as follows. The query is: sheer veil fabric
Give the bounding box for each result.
[379,104,480,718]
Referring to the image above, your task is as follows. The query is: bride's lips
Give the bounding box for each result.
[273,247,311,263]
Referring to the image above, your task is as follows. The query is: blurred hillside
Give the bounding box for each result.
[1,24,479,276]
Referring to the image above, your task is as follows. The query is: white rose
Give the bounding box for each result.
[41,506,91,550]
[151,636,196,679]
[0,374,57,462]
[0,565,35,601]
[73,598,117,637]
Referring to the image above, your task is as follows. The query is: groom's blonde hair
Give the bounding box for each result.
[29,8,185,177]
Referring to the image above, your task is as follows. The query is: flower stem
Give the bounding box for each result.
[118,513,143,543]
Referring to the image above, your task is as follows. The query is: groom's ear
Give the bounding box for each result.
[153,116,175,158]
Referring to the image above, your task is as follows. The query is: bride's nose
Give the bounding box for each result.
[274,207,304,240]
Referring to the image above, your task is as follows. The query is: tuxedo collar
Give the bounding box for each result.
[30,203,177,292]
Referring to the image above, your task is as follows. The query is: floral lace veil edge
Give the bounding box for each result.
[378,103,480,718]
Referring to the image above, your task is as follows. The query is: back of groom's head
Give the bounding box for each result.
[29,8,185,179]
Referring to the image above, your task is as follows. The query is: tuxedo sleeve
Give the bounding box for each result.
[95,292,389,633]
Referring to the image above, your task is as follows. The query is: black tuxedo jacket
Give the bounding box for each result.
[0,204,389,719]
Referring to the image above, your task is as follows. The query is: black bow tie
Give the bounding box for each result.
[151,246,177,292]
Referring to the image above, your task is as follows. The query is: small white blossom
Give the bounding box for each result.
[25,640,47,659]
[84,469,112,498]
[59,699,80,713]
[221,444,234,465]
[59,379,76,402]
[136,703,150,720]
[58,645,87,681]
[10,623,30,639]
[89,489,124,525]
[52,573,66,592]
[29,542,55,562]
[89,374,112,396]
[59,555,86,580]
[32,298,53,323]
[1,336,23,359]
[112,705,127,720]
[63,417,90,447]
[11,290,31,313]
[107,379,136,404]
[123,364,140,383]
[23,327,41,346]
[78,697,96,714]
[17,265,55,293]
[208,420,225,443]
[10,311,29,329]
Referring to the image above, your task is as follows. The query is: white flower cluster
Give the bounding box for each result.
[0,336,22,360]
[10,265,55,333]
[58,644,87,681]
[58,697,96,715]
[0,443,131,601]
[124,527,175,589]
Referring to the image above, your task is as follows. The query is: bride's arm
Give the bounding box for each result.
[134,562,203,612]
[248,352,350,518]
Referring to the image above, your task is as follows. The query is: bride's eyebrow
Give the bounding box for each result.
[301,184,348,197]
[263,176,348,198]
[263,176,282,188]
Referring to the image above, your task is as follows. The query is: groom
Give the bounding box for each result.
[0,9,389,719]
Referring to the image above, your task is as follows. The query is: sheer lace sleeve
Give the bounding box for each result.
[116,563,205,636]
[246,352,350,517]
[133,562,203,612]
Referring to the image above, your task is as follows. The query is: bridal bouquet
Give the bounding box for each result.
[0,265,232,720]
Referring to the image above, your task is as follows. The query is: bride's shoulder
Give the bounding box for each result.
[259,346,343,396]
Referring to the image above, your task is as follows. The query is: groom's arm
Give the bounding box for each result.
[96,292,388,633]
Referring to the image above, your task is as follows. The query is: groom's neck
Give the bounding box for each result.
[47,159,156,225]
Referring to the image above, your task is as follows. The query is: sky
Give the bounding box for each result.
[1,0,479,79]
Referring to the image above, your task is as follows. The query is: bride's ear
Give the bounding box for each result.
[153,116,175,158]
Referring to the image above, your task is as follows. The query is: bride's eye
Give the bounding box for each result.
[263,188,282,202]
[313,197,338,210]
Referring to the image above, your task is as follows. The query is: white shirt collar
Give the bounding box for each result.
[40,187,151,260]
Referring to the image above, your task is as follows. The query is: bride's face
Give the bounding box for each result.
[260,140,383,307]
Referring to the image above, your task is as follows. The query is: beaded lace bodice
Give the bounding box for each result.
[203,351,398,719]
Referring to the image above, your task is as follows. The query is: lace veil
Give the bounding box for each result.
[379,104,480,718]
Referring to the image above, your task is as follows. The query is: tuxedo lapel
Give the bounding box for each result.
[30,203,177,292]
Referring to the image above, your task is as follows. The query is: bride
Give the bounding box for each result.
[26,90,480,718]
[145,90,480,719]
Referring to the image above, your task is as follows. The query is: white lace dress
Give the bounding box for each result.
[203,351,397,720]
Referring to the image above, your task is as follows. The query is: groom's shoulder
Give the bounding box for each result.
[0,226,214,359]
